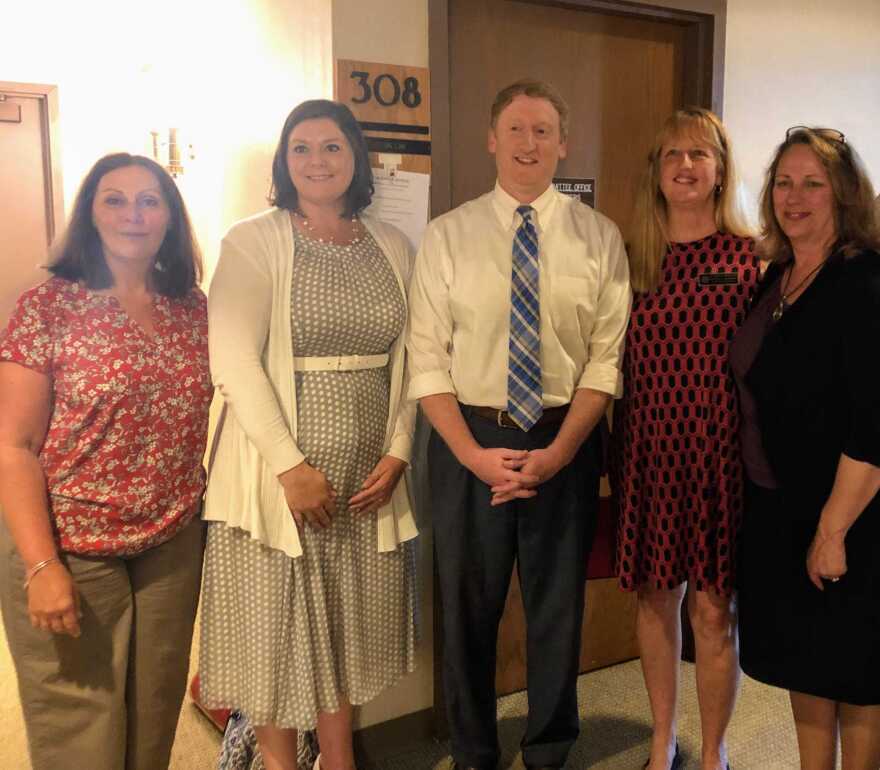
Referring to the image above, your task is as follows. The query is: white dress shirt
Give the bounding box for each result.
[407,182,631,407]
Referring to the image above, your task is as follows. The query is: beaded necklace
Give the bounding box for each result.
[292,209,363,250]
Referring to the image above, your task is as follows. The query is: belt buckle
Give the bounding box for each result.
[497,409,517,429]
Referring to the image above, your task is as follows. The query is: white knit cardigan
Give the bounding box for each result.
[203,207,418,558]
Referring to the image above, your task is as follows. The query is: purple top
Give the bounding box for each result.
[729,274,780,489]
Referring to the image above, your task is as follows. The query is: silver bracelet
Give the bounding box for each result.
[23,557,60,590]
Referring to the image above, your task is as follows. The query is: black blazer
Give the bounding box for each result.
[746,248,880,549]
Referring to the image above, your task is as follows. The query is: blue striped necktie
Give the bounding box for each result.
[508,205,543,431]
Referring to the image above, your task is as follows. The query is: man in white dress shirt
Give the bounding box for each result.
[407,80,631,770]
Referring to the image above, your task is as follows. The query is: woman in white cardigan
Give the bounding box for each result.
[199,100,418,770]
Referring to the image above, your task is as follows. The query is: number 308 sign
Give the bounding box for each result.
[336,60,431,118]
[349,70,423,108]
[335,59,431,156]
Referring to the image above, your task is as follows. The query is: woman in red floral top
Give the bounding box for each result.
[0,153,212,770]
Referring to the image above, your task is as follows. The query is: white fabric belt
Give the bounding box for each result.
[293,353,389,372]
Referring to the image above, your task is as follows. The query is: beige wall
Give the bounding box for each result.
[1,0,333,280]
[333,0,429,66]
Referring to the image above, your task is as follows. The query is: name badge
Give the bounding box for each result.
[698,271,739,286]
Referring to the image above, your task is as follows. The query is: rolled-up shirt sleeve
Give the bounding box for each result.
[576,223,632,398]
[388,391,416,462]
[406,223,457,401]
[209,233,305,475]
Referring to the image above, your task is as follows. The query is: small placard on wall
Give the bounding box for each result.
[335,59,431,174]
[553,177,595,208]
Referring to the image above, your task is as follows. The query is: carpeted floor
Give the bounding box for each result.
[1,610,817,770]
[380,663,805,770]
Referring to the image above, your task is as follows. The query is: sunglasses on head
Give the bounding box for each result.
[785,126,846,144]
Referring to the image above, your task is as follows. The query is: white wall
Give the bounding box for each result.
[724,0,880,211]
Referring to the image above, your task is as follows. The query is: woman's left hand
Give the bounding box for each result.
[349,455,407,514]
[806,527,848,590]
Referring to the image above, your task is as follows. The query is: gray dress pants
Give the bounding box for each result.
[0,516,204,770]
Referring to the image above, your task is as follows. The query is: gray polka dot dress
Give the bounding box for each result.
[199,227,416,730]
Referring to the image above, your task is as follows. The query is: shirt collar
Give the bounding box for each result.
[491,181,558,232]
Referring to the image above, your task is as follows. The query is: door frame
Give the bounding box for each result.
[428,0,726,216]
[0,81,65,243]
[426,0,726,736]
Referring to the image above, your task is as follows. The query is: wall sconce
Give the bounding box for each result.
[150,128,195,178]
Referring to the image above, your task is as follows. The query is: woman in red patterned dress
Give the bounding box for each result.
[611,109,759,770]
[0,153,211,770]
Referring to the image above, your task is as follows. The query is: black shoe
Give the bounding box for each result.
[643,743,681,770]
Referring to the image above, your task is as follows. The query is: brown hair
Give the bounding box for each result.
[759,127,879,262]
[490,79,569,140]
[49,153,202,297]
[269,99,373,217]
[627,107,751,293]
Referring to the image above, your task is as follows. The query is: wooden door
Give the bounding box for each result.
[0,83,64,327]
[438,0,713,698]
[448,0,687,233]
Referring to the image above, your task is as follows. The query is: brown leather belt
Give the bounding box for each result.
[464,404,569,430]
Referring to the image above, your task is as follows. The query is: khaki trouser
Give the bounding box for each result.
[0,516,205,770]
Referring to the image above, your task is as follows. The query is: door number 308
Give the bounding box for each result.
[350,71,422,108]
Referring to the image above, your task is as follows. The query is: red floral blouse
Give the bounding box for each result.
[0,277,212,556]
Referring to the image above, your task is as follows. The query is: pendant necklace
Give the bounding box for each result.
[772,258,828,322]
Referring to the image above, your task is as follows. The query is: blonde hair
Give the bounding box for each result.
[759,128,880,262]
[627,108,751,293]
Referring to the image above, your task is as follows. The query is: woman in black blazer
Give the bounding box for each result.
[730,127,880,770]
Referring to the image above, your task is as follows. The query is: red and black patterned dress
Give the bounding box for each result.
[611,233,759,595]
